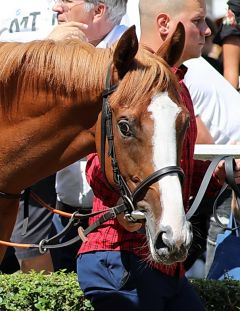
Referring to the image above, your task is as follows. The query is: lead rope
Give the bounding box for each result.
[186,155,229,220]
[41,155,239,249]
[1,156,238,250]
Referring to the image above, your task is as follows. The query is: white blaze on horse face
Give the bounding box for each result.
[148,92,186,244]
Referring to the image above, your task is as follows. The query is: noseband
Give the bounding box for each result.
[100,63,184,220]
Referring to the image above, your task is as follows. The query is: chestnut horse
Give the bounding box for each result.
[0,24,192,265]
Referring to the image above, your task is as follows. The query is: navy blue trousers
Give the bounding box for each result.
[77,251,205,311]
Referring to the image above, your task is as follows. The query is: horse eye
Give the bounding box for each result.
[118,120,131,137]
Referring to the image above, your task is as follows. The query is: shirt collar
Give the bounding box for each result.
[97,25,128,48]
[172,64,188,81]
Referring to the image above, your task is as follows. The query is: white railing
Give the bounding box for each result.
[194,144,240,160]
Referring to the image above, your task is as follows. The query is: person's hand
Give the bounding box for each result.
[214,159,240,185]
[116,212,143,232]
[47,22,88,41]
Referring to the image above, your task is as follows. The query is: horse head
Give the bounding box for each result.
[96,23,192,265]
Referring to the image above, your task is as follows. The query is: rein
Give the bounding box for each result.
[212,156,240,231]
[0,190,110,253]
[186,155,240,230]
[0,157,238,252]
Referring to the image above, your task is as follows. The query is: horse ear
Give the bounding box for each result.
[113,25,139,79]
[156,22,185,67]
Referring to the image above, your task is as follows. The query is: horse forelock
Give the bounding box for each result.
[111,46,182,111]
[0,39,112,112]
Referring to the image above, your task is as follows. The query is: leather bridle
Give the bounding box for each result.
[100,63,184,221]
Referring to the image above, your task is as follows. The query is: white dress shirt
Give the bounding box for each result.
[184,57,240,144]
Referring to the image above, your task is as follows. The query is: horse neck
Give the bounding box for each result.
[0,41,113,115]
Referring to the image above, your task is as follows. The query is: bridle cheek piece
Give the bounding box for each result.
[100,63,185,221]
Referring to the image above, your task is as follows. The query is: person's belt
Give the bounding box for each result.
[56,200,92,214]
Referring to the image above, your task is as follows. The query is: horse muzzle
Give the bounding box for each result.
[146,221,193,265]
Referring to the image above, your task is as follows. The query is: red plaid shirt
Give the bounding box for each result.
[79,65,220,277]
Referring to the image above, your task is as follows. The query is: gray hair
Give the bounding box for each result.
[84,0,127,25]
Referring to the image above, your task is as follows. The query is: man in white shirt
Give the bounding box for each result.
[184,56,240,276]
[184,56,240,145]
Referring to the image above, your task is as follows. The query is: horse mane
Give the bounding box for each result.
[0,39,112,112]
[0,37,181,114]
[110,45,181,111]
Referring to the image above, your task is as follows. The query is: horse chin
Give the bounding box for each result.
[145,222,190,265]
[150,246,188,265]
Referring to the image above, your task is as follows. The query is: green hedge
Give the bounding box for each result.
[191,278,240,311]
[0,271,240,310]
[0,271,93,311]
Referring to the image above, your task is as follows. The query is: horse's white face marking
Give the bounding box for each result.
[147,92,190,259]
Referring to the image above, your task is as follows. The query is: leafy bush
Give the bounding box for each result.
[0,270,93,311]
[0,271,240,310]
[192,278,240,311]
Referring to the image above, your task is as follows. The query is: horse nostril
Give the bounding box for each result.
[155,231,168,250]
